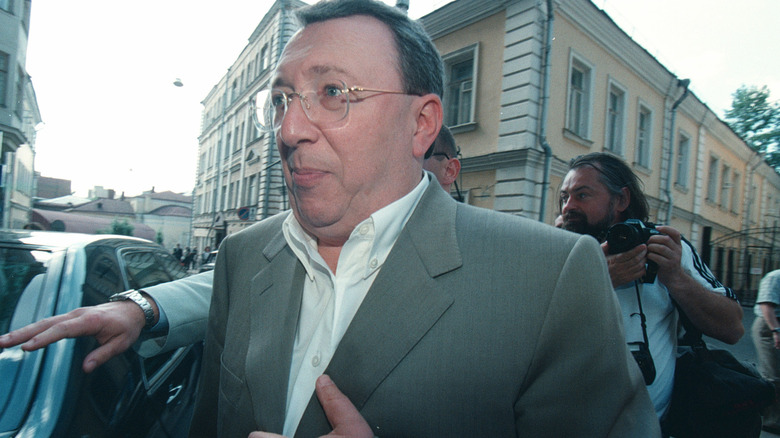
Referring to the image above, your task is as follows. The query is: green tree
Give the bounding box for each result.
[724,85,780,169]
[99,218,135,236]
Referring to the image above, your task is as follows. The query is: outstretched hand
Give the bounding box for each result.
[248,375,373,438]
[0,300,148,373]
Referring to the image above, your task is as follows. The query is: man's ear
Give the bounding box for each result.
[616,186,631,214]
[412,94,443,159]
[443,158,461,185]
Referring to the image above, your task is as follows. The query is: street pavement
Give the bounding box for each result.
[706,306,779,438]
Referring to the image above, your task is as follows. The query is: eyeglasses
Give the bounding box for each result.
[251,79,416,132]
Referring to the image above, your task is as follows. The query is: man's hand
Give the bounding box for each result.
[248,375,373,438]
[601,242,647,287]
[0,300,148,373]
[646,225,684,285]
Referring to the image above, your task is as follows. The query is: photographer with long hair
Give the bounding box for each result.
[559,152,744,424]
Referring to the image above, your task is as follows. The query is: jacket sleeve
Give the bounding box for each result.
[135,270,214,357]
[514,234,661,436]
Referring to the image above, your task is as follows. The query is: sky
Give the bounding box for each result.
[26,0,780,198]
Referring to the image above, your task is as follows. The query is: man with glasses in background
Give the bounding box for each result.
[423,125,461,198]
[2,1,658,436]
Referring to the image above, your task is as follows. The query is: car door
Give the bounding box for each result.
[68,243,200,438]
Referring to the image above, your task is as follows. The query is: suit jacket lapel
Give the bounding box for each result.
[296,182,462,435]
[246,228,305,433]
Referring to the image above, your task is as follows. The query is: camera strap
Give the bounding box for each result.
[632,280,651,348]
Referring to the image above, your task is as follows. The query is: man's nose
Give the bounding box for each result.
[278,95,315,145]
[561,197,574,214]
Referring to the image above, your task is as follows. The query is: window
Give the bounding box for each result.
[720,165,730,209]
[706,157,719,202]
[0,0,11,13]
[566,55,593,139]
[0,52,8,107]
[123,250,176,290]
[605,81,626,154]
[15,67,24,115]
[731,172,740,213]
[261,44,269,71]
[636,105,652,168]
[248,175,257,206]
[443,44,478,128]
[675,133,690,188]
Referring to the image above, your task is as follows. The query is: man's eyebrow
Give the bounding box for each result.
[561,184,593,194]
[271,65,352,89]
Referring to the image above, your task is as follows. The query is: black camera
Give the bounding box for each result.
[629,342,656,385]
[606,219,661,283]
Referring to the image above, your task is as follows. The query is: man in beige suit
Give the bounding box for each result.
[2,0,659,436]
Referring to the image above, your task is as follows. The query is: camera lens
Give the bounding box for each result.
[607,223,642,254]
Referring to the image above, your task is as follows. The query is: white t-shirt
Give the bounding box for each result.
[614,238,734,418]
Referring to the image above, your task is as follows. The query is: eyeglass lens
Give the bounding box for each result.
[252,79,350,132]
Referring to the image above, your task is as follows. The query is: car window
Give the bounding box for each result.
[154,250,188,281]
[84,248,125,301]
[0,247,50,335]
[123,250,175,290]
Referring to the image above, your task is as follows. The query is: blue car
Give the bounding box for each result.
[0,231,202,438]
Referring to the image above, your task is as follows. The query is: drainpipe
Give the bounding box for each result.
[663,78,690,224]
[538,0,555,222]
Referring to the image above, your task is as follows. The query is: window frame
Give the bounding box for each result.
[442,43,479,131]
[706,155,719,203]
[675,131,691,189]
[566,51,594,140]
[604,78,627,155]
[731,172,740,214]
[720,164,731,209]
[0,52,8,107]
[635,101,653,168]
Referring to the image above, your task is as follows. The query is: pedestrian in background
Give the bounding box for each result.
[752,269,780,433]
[172,243,183,262]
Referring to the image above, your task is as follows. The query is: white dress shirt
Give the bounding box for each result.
[281,175,430,436]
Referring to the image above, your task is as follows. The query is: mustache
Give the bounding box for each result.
[563,211,586,222]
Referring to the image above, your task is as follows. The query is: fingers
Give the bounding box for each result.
[0,311,85,351]
[605,244,647,286]
[0,302,145,374]
[317,375,373,438]
[82,334,134,373]
[655,225,681,244]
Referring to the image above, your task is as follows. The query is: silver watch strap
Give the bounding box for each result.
[109,290,155,329]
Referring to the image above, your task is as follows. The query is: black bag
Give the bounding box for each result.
[661,310,776,438]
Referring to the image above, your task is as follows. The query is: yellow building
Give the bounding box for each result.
[194,0,780,299]
[422,0,780,299]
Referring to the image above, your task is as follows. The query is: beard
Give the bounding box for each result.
[562,210,614,242]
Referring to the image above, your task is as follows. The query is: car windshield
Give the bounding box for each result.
[0,247,52,336]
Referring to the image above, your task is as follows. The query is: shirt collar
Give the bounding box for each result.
[283,174,431,278]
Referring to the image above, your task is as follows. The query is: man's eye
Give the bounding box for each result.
[322,85,344,97]
[270,93,286,107]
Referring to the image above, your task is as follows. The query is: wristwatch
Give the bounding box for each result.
[109,290,155,329]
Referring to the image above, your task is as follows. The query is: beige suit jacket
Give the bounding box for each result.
[190,181,659,437]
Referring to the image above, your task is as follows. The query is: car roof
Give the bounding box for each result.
[0,229,156,251]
